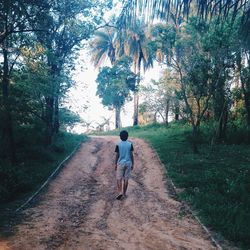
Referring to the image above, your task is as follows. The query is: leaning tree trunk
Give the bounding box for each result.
[215,99,229,142]
[2,46,16,164]
[115,106,121,129]
[213,77,227,142]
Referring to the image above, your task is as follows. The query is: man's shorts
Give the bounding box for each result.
[116,164,132,180]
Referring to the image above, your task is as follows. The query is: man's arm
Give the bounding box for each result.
[131,151,134,170]
[130,143,134,170]
[115,153,119,170]
[115,145,119,170]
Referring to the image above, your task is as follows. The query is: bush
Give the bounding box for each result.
[0,162,31,202]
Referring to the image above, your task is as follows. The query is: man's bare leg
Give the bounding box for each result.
[117,179,122,194]
[123,179,128,196]
[116,179,123,199]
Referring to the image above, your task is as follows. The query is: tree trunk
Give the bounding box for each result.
[241,69,250,127]
[174,103,179,121]
[2,46,16,164]
[239,53,250,142]
[192,124,199,154]
[242,75,250,142]
[115,106,121,129]
[245,92,250,126]
[153,112,157,123]
[133,91,139,126]
[133,64,140,126]
[44,96,54,146]
[215,97,229,142]
[53,94,60,133]
[165,99,170,125]
[213,78,227,142]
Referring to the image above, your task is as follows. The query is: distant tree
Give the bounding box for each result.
[96,57,136,128]
[96,116,112,132]
[140,71,179,125]
[59,108,82,130]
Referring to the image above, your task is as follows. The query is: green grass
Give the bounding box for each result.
[98,122,250,249]
[0,131,87,231]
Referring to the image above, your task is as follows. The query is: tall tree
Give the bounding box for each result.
[237,46,250,141]
[123,20,154,125]
[34,0,111,145]
[0,0,49,163]
[96,57,136,128]
[148,18,219,151]
[202,18,238,141]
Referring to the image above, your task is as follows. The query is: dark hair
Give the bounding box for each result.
[120,130,128,141]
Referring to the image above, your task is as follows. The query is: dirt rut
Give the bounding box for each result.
[0,136,218,250]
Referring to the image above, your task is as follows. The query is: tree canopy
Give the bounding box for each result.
[96,56,136,128]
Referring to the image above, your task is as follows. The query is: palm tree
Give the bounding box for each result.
[90,27,123,128]
[124,20,154,125]
[91,22,153,126]
[90,27,116,67]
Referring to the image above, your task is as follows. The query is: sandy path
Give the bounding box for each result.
[0,136,217,250]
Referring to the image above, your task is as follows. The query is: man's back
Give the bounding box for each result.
[116,141,133,167]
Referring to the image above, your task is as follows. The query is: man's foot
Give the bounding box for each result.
[116,194,123,200]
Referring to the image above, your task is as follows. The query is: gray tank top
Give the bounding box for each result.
[115,141,133,167]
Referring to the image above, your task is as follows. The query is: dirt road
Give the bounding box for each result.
[0,136,218,250]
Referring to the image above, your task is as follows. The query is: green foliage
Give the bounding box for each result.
[0,0,112,163]
[60,108,82,129]
[96,56,136,109]
[147,14,250,145]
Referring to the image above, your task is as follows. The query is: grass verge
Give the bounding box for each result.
[98,123,250,249]
[0,131,87,232]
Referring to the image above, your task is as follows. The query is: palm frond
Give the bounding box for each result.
[89,27,116,67]
[117,0,250,32]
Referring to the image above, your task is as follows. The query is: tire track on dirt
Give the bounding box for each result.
[0,136,219,250]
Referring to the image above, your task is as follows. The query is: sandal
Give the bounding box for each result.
[116,194,123,200]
